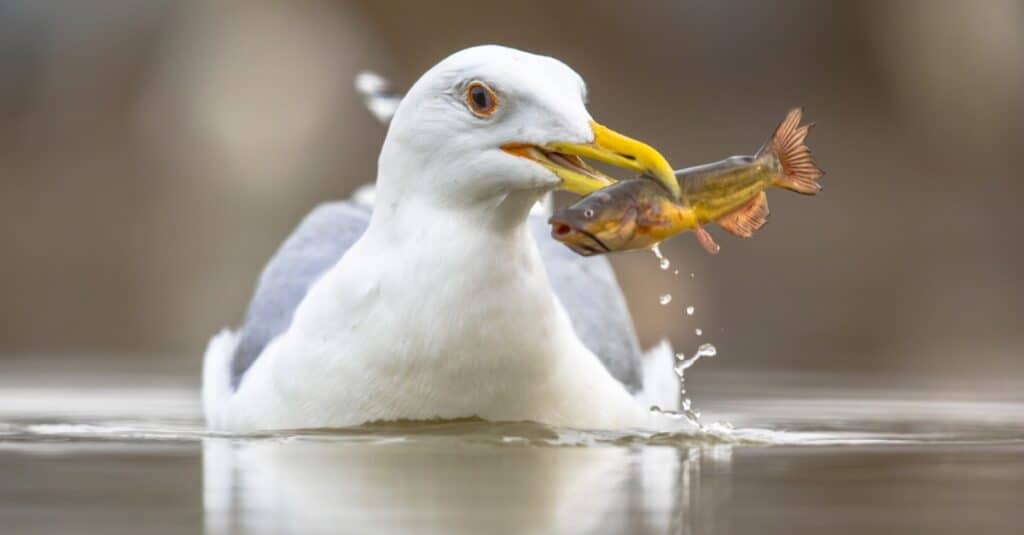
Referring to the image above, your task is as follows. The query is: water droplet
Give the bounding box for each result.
[660,341,727,431]
[659,293,672,305]
[685,305,695,316]
[673,269,679,275]
[689,272,695,279]
[649,405,686,420]
[651,244,671,270]
[695,328,703,336]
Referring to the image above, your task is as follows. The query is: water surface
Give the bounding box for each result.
[1,367,1022,534]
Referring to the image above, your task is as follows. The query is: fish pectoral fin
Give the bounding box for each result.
[693,226,721,255]
[717,191,770,238]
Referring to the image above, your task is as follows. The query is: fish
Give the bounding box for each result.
[547,108,824,256]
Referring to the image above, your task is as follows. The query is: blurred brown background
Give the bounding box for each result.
[1,1,1021,386]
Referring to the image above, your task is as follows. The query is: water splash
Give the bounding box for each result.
[642,249,725,432]
[651,244,671,270]
[651,343,720,430]
[675,344,717,376]
[696,343,717,358]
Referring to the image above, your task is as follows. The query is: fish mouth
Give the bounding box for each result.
[548,218,611,256]
[501,121,679,198]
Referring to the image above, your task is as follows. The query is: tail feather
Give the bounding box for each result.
[636,339,680,411]
[759,108,824,195]
[202,329,239,429]
[354,71,402,124]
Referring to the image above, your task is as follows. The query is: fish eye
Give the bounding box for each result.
[583,208,595,219]
[465,81,498,117]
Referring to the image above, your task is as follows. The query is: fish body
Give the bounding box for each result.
[548,108,823,255]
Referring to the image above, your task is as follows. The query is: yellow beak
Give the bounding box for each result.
[502,121,679,199]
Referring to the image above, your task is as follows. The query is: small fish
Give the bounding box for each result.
[548,108,823,256]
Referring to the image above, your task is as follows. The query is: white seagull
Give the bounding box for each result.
[202,45,681,432]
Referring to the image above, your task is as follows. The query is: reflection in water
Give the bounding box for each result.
[202,431,733,535]
[3,382,1023,534]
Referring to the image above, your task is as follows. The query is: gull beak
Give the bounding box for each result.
[502,121,679,198]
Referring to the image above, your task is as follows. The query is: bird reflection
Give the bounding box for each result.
[202,424,732,534]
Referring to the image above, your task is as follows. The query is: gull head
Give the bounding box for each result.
[375,45,678,220]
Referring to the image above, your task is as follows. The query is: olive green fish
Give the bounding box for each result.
[548,108,824,256]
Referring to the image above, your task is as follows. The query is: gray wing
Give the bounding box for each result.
[230,200,643,392]
[230,201,370,388]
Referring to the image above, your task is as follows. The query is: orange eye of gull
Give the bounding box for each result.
[465,81,498,116]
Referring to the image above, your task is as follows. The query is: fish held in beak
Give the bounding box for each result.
[549,107,825,257]
[548,180,683,256]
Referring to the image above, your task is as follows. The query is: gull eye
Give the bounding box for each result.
[465,81,498,117]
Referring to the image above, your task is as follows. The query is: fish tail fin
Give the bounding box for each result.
[758,107,824,195]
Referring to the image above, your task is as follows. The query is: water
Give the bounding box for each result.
[694,343,716,358]
[652,244,671,270]
[647,247,717,429]
[2,365,1023,534]
[657,344,721,429]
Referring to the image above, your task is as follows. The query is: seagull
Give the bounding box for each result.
[202,45,681,432]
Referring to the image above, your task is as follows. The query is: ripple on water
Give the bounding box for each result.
[2,399,1023,449]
